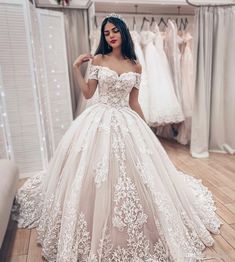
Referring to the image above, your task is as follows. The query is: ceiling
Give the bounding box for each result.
[34,0,92,8]
[94,2,195,15]
[34,0,235,13]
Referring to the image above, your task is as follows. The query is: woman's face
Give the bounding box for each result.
[104,22,122,49]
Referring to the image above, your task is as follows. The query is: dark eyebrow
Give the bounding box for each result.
[104,26,117,33]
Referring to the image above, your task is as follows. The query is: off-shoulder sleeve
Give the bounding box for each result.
[88,64,99,80]
[134,74,141,89]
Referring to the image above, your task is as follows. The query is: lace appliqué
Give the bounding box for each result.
[88,64,99,80]
[94,156,109,188]
[57,211,91,262]
[179,172,222,235]
[88,65,140,108]
[112,172,148,231]
[135,73,141,89]
[36,194,62,261]
[108,113,173,261]
[72,212,91,261]
[11,172,45,228]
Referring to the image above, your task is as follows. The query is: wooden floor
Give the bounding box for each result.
[0,138,235,262]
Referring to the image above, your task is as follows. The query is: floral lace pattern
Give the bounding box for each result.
[11,171,45,228]
[12,65,222,262]
[88,65,141,108]
[94,156,109,188]
[109,113,173,261]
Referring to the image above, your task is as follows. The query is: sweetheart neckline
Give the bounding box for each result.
[91,64,141,78]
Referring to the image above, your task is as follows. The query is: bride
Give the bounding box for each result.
[12,14,221,262]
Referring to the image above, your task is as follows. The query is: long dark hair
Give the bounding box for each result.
[95,16,137,63]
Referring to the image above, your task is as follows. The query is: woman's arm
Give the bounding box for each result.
[73,54,99,99]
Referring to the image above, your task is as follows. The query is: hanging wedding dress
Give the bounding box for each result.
[176,31,194,145]
[153,24,184,124]
[140,29,184,126]
[12,64,221,262]
[130,30,150,122]
[164,20,183,106]
[156,20,185,140]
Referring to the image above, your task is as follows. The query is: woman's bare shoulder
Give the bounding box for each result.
[91,54,104,66]
[133,60,142,74]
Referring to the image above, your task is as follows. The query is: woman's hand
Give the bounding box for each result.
[73,53,93,69]
[73,54,98,99]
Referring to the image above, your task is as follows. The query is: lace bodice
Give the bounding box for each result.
[88,65,141,108]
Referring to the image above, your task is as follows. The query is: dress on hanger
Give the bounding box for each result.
[140,30,184,126]
[176,31,194,145]
[153,24,184,124]
[164,20,183,106]
[12,64,221,262]
[130,30,150,122]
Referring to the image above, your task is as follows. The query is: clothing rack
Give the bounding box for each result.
[95,11,194,17]
[95,13,194,25]
[94,12,194,30]
[95,13,194,23]
[186,0,235,7]
[94,13,194,31]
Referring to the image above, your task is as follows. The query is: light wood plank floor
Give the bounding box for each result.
[0,138,235,262]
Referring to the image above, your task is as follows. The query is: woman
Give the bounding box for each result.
[13,14,221,262]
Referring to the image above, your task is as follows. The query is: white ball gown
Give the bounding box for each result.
[12,64,221,262]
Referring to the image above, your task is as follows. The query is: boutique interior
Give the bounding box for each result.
[0,0,235,261]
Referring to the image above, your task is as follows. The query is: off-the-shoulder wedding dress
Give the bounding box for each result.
[12,64,221,262]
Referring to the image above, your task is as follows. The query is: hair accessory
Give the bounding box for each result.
[103,13,125,23]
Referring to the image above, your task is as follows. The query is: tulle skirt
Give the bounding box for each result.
[12,103,221,262]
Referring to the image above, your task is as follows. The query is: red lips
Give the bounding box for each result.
[110,39,117,44]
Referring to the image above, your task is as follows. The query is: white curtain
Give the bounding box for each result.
[61,9,90,119]
[190,6,235,158]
